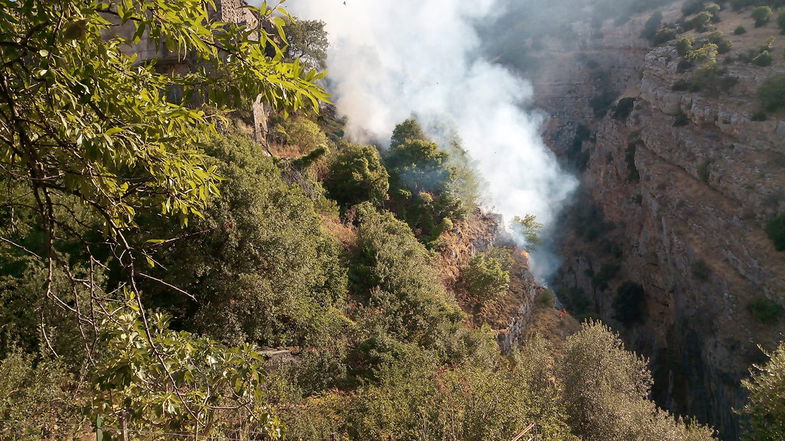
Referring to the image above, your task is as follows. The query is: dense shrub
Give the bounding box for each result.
[752,50,773,66]
[461,254,510,306]
[682,0,706,15]
[146,135,348,347]
[766,214,785,250]
[341,343,577,441]
[685,11,714,32]
[779,11,785,34]
[691,259,711,281]
[274,116,329,154]
[676,36,694,57]
[560,322,717,441]
[538,289,557,308]
[385,120,473,243]
[698,160,712,183]
[351,203,463,346]
[0,351,85,440]
[283,19,328,70]
[741,342,785,441]
[758,74,785,112]
[752,111,768,121]
[706,32,733,54]
[678,65,739,96]
[735,25,747,34]
[748,297,784,324]
[752,6,773,27]
[613,281,646,326]
[390,118,427,148]
[325,144,389,207]
[653,27,679,45]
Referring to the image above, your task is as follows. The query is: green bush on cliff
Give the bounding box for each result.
[748,297,784,324]
[758,74,785,112]
[144,135,349,347]
[351,203,463,347]
[460,254,511,306]
[766,214,785,251]
[741,342,785,441]
[385,119,474,244]
[752,6,773,27]
[560,321,717,441]
[779,11,785,34]
[325,144,390,207]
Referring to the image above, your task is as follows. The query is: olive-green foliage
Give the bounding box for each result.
[351,203,463,346]
[752,6,773,27]
[513,214,544,251]
[738,38,777,66]
[92,297,283,439]
[766,214,785,250]
[0,351,85,440]
[698,160,712,183]
[747,297,784,324]
[735,25,748,34]
[758,75,785,112]
[148,135,348,347]
[683,0,706,15]
[686,11,715,32]
[283,19,329,70]
[276,116,330,154]
[385,120,467,243]
[676,36,695,57]
[741,341,785,440]
[560,322,717,441]
[344,340,577,441]
[538,289,557,308]
[653,27,679,45]
[390,119,428,148]
[461,254,511,306]
[706,32,733,54]
[325,144,389,207]
[779,11,785,33]
[0,0,327,232]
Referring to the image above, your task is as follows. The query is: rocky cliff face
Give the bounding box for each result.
[524,2,785,439]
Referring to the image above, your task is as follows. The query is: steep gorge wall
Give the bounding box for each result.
[525,3,785,439]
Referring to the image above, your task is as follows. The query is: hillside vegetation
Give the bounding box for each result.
[0,0,782,440]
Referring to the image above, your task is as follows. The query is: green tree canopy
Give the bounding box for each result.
[325,144,390,207]
[741,342,785,440]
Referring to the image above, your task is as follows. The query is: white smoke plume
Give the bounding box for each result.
[288,0,577,280]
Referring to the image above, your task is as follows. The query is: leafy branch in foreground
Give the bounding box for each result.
[0,0,329,435]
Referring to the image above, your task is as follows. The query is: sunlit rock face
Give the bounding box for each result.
[517,2,785,439]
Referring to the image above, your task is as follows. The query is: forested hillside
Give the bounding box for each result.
[0,0,783,440]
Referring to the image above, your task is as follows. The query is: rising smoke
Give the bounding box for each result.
[288,0,578,280]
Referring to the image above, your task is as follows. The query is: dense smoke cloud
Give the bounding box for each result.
[288,0,577,279]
